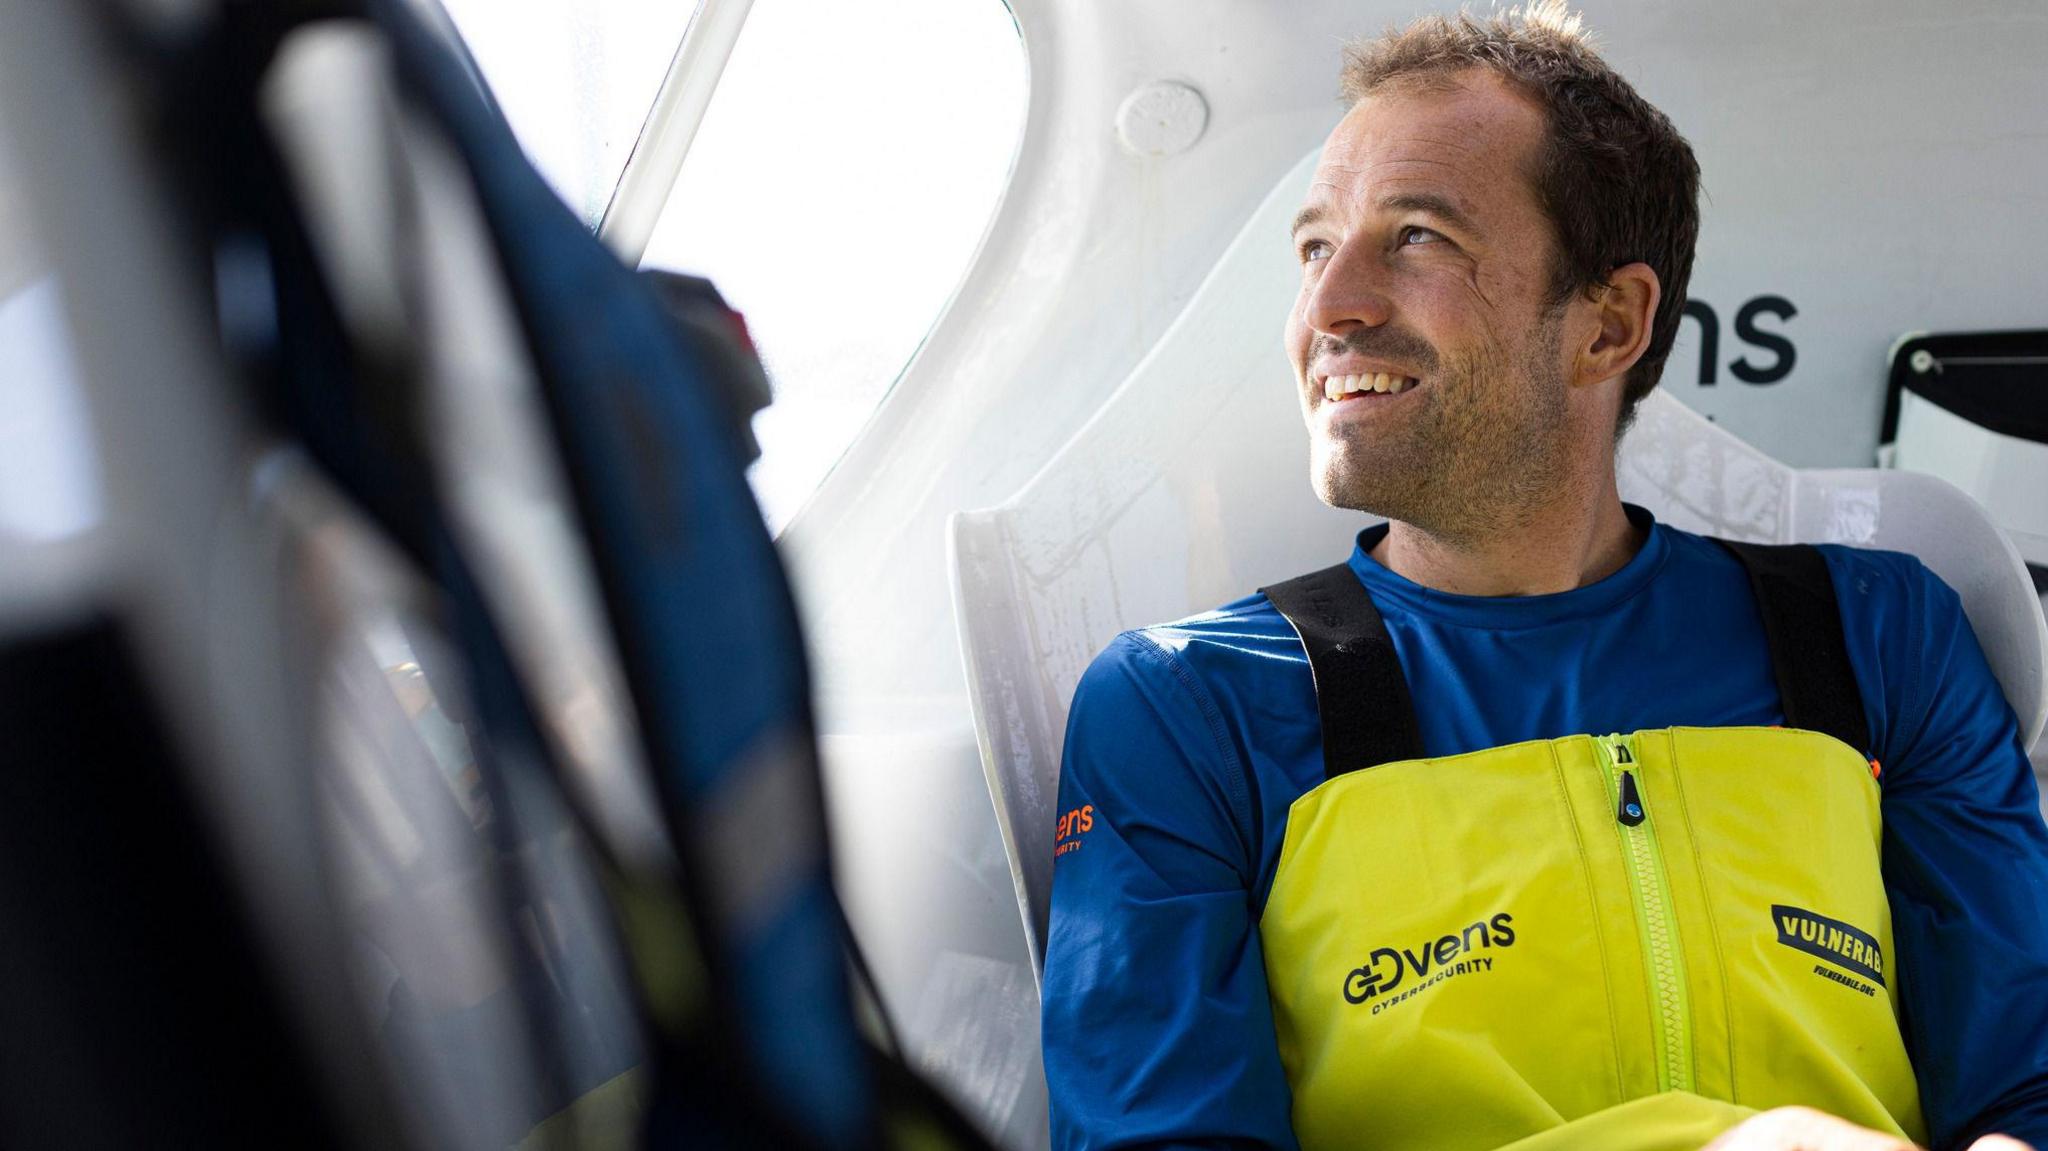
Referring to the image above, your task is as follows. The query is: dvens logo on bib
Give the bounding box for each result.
[1342,912,1516,1014]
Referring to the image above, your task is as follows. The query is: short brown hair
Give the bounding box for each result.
[1341,2,1700,434]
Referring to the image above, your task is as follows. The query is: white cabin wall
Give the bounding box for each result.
[785,3,2048,1146]
[1600,1,2048,462]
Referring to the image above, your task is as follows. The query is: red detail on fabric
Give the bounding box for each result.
[724,309,758,357]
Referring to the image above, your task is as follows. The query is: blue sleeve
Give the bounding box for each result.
[1041,632,1299,1151]
[1829,550,2048,1149]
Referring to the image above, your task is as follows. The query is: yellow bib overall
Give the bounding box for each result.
[1257,543,1925,1151]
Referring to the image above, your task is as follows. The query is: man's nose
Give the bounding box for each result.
[1302,245,1394,335]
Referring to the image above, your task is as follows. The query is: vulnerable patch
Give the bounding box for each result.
[1773,904,1884,990]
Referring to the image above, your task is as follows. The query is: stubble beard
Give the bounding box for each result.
[1311,315,1575,547]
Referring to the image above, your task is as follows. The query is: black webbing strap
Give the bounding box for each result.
[1715,540,1873,756]
[1262,564,1426,780]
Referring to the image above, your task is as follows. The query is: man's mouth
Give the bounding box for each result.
[1320,371,1418,402]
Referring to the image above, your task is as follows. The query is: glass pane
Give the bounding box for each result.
[639,0,1027,532]
[438,0,703,227]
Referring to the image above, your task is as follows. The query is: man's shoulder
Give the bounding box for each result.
[1809,542,1967,692]
[1134,591,1294,644]
[1811,541,1950,610]
[1727,534,1955,629]
[1072,591,1309,717]
[1095,592,1301,671]
[1655,524,1949,622]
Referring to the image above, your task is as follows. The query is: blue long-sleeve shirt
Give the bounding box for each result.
[1043,508,2048,1151]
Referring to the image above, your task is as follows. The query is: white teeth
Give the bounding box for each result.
[1322,372,1416,400]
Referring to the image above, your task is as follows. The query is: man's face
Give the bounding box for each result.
[1286,70,1580,541]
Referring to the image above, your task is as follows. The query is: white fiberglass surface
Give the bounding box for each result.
[437,0,701,228]
[638,0,1026,532]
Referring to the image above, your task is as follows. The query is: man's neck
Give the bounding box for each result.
[1368,492,1643,598]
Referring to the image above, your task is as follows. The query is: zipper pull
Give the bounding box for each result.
[1616,769,1646,826]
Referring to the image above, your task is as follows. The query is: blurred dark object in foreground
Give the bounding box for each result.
[0,0,989,1147]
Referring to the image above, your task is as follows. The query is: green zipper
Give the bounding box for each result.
[1599,732,1695,1094]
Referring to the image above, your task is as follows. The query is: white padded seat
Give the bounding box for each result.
[948,148,2048,980]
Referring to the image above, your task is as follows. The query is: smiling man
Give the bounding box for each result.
[1039,6,2048,1151]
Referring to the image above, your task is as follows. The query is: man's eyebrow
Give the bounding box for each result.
[1377,191,1480,235]
[1289,194,1481,239]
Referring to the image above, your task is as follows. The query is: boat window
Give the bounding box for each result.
[438,0,703,227]
[637,0,1027,531]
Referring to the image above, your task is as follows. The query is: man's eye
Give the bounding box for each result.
[1399,226,1444,246]
[1299,239,1333,263]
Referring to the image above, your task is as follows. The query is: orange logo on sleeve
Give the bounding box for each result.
[1054,804,1095,858]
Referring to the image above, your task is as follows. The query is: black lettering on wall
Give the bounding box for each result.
[1681,299,1719,385]
[1730,295,1798,385]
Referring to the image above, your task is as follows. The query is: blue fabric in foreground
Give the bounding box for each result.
[1044,506,2048,1151]
[374,5,873,1145]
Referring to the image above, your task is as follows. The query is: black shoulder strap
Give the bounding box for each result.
[1715,540,1873,756]
[1262,564,1426,780]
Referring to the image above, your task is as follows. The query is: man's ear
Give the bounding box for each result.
[1576,261,1660,388]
